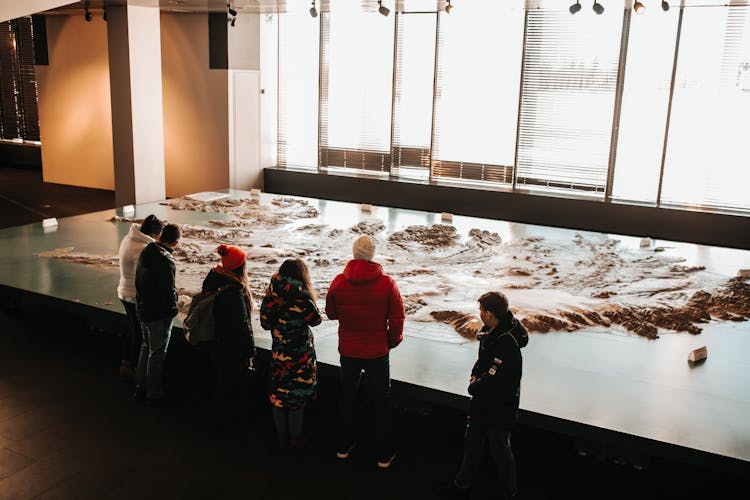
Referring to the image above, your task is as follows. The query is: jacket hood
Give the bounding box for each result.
[481,311,529,349]
[139,242,173,268]
[342,259,384,285]
[129,223,155,244]
[203,267,242,292]
[268,273,311,301]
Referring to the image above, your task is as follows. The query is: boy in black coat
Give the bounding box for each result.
[435,291,529,499]
[135,223,181,404]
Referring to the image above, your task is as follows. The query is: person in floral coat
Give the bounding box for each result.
[260,258,322,448]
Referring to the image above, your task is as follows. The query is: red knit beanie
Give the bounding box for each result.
[217,244,246,271]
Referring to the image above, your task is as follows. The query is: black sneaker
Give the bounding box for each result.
[336,442,355,459]
[432,479,470,498]
[377,451,397,469]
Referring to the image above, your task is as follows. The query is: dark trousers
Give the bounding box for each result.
[456,420,517,498]
[120,300,143,366]
[339,354,393,458]
[211,340,248,419]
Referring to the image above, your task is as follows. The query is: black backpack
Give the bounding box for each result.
[183,285,231,346]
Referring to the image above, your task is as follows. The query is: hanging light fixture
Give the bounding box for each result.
[569,1,581,15]
[227,3,237,25]
[309,0,318,18]
[592,1,604,15]
[378,0,390,17]
[84,1,92,22]
[661,1,670,11]
[445,0,453,14]
[633,1,646,14]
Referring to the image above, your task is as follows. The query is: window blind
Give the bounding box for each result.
[431,0,523,185]
[516,3,623,196]
[0,17,40,142]
[391,11,436,181]
[319,0,395,174]
[0,21,20,140]
[660,4,750,213]
[278,9,319,170]
[612,6,679,205]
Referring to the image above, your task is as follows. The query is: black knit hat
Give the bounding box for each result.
[140,214,164,236]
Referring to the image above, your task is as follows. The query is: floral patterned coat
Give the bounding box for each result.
[260,274,322,409]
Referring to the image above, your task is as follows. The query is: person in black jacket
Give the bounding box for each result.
[434,291,529,499]
[134,223,181,404]
[201,244,256,427]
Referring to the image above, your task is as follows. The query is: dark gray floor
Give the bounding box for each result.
[0,166,746,499]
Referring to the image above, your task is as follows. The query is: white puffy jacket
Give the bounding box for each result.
[117,223,156,302]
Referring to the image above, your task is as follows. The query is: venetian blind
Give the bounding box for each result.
[319,1,395,174]
[516,2,623,196]
[660,4,750,213]
[431,0,523,185]
[391,11,436,181]
[612,6,679,205]
[0,18,39,142]
[278,9,319,170]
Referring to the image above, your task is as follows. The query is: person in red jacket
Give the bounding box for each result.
[326,234,405,469]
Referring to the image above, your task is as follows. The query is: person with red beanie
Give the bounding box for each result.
[200,244,256,428]
[325,234,405,469]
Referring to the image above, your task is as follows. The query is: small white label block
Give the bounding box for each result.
[123,205,135,215]
[42,218,58,228]
[441,212,454,222]
[738,269,750,278]
[360,204,373,213]
[250,188,261,196]
[688,346,708,363]
[639,237,652,248]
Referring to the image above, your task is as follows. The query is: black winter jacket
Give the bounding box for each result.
[468,311,529,428]
[201,269,255,355]
[135,242,178,322]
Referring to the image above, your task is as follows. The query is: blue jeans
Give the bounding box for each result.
[455,420,517,498]
[339,354,393,458]
[136,318,173,400]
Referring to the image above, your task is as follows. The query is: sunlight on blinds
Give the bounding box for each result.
[661,5,750,213]
[320,1,394,173]
[431,0,523,184]
[278,10,319,170]
[612,7,679,204]
[516,4,622,196]
[391,12,436,181]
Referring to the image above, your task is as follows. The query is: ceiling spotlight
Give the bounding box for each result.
[569,1,581,14]
[592,1,604,15]
[378,0,390,17]
[231,17,236,26]
[633,1,645,14]
[661,0,670,11]
[309,0,317,17]
[103,7,107,21]
[84,1,92,22]
[445,0,453,14]
[227,4,237,17]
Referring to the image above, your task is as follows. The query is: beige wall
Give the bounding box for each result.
[161,12,229,198]
[37,15,115,190]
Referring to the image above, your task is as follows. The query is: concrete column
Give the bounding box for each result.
[107,3,166,206]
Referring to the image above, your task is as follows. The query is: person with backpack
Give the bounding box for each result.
[200,244,256,427]
[260,258,322,449]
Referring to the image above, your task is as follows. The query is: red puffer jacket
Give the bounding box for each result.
[325,259,405,359]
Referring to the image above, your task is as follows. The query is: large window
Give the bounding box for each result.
[276,1,750,215]
[0,17,40,142]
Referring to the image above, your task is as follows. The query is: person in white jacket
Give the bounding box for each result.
[117,214,163,381]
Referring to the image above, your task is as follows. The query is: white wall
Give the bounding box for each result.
[37,15,115,190]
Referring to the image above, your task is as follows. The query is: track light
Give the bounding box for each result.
[227,4,237,17]
[103,7,107,21]
[661,1,670,11]
[84,1,92,22]
[378,0,390,17]
[569,1,581,14]
[633,1,645,14]
[309,0,317,17]
[592,1,604,15]
[445,0,453,14]
[230,17,236,26]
